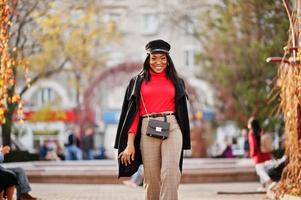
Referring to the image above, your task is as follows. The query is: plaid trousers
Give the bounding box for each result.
[140,115,183,200]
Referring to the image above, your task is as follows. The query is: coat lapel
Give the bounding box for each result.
[128,71,144,101]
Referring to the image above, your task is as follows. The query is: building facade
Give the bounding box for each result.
[5,0,217,159]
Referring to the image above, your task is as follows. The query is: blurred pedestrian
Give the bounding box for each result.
[247,117,273,192]
[54,140,65,160]
[82,126,95,160]
[38,140,48,160]
[241,129,250,158]
[65,126,82,160]
[222,135,234,158]
[115,39,191,200]
[123,165,144,187]
[0,145,37,200]
[39,139,61,161]
[213,136,234,158]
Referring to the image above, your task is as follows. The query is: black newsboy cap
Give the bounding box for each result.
[145,39,171,54]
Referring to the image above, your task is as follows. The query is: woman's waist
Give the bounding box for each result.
[251,153,272,163]
[141,111,175,119]
[139,105,175,116]
[141,111,178,126]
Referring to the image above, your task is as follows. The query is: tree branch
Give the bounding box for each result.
[14,1,39,48]
[19,58,69,96]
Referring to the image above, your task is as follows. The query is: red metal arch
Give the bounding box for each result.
[81,62,200,125]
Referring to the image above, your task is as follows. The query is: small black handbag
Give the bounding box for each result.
[146,118,170,140]
[141,94,170,140]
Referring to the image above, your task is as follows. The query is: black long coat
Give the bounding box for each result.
[114,71,191,177]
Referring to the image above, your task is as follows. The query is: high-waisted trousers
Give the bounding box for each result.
[140,115,183,200]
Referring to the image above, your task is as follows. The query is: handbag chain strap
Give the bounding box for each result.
[140,93,168,122]
[140,93,150,121]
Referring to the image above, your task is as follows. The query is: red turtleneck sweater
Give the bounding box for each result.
[128,70,176,135]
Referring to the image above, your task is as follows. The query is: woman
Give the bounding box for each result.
[114,39,190,200]
[247,117,272,191]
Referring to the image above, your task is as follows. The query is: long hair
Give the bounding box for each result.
[248,117,261,152]
[142,53,180,84]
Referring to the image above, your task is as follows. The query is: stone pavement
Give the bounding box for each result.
[28,182,266,200]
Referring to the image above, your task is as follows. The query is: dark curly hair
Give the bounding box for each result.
[248,117,262,152]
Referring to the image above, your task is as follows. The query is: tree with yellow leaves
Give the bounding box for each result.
[0,0,30,146]
[29,0,119,135]
[31,0,119,107]
[1,0,117,146]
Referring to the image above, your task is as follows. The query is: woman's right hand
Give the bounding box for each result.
[119,144,135,166]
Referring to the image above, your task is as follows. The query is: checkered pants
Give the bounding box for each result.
[140,115,183,200]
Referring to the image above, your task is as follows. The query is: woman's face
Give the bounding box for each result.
[149,52,167,73]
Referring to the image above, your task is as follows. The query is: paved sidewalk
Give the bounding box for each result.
[29,182,267,200]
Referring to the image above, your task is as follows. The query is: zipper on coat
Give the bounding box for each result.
[119,101,133,137]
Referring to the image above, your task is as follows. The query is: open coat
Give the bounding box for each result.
[114,71,191,177]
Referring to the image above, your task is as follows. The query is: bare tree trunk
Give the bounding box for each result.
[1,102,17,146]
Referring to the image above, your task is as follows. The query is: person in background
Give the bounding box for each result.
[0,145,37,200]
[46,139,60,161]
[65,126,82,160]
[55,140,65,160]
[123,165,144,187]
[241,129,250,158]
[38,140,48,160]
[222,135,234,158]
[39,139,60,161]
[82,126,95,160]
[247,117,273,192]
[213,136,233,158]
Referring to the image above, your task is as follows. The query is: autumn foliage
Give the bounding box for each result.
[0,0,27,125]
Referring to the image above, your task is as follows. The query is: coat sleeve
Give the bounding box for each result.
[114,82,131,149]
[177,78,191,150]
[128,110,140,135]
[180,78,189,100]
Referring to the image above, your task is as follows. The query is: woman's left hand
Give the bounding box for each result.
[118,143,135,166]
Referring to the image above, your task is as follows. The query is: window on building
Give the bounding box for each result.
[184,49,195,69]
[185,18,195,35]
[143,13,158,35]
[107,13,121,33]
[37,87,54,107]
[105,43,124,66]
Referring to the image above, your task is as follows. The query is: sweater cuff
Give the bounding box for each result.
[128,111,140,135]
